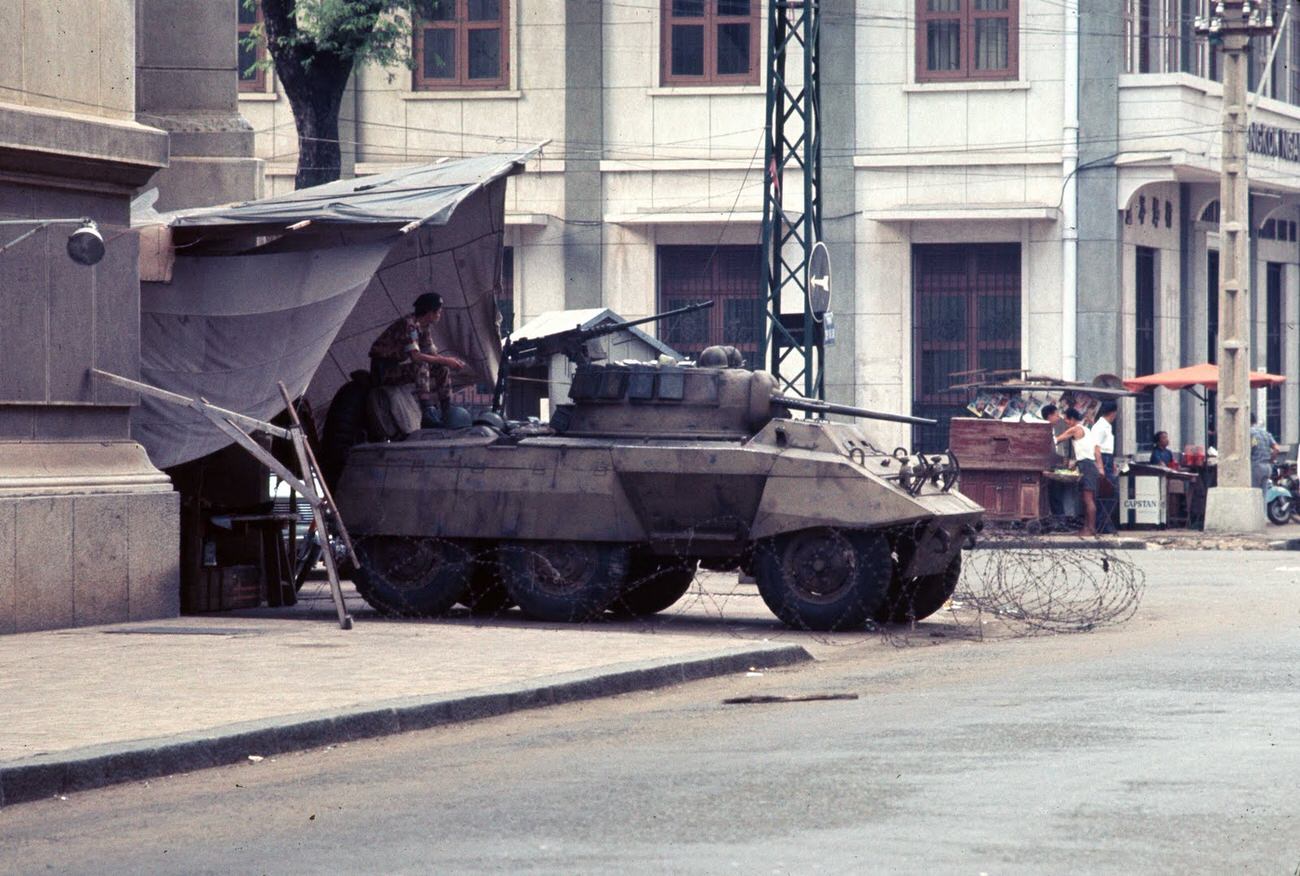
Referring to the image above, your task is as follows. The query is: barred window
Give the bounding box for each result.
[657,245,762,365]
[912,243,1022,451]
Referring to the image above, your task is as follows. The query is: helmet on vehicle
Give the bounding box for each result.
[473,411,506,431]
[443,405,474,429]
[696,346,730,368]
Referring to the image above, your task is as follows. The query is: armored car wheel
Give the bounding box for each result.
[319,371,372,490]
[609,557,697,617]
[351,536,472,617]
[499,541,629,622]
[755,528,891,631]
[459,551,515,615]
[874,553,962,624]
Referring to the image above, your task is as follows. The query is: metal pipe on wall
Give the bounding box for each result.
[1062,0,1080,382]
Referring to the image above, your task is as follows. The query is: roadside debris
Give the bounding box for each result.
[723,693,859,705]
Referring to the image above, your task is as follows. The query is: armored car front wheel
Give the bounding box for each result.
[351,536,472,617]
[499,541,629,622]
[755,528,891,631]
[874,553,962,624]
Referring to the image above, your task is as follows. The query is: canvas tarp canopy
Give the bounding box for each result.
[163,152,532,229]
[132,147,538,470]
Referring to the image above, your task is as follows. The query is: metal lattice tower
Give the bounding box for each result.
[759,0,823,400]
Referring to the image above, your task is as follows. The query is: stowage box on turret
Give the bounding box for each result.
[332,345,984,631]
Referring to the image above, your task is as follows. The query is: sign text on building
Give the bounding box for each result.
[1248,123,1300,162]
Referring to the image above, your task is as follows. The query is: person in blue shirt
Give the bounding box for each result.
[1149,430,1175,466]
[1250,414,1281,491]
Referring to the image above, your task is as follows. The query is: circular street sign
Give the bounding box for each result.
[808,240,831,320]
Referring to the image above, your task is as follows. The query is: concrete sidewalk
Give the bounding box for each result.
[0,581,811,807]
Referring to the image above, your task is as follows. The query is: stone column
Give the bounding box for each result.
[0,0,177,633]
[562,0,603,309]
[136,0,262,210]
[821,0,857,409]
[1075,0,1123,384]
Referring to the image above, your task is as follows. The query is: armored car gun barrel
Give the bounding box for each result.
[334,341,983,632]
[770,395,937,427]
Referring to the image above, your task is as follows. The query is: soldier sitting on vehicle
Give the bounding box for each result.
[368,292,473,431]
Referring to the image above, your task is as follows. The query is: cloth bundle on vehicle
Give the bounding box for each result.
[366,385,422,440]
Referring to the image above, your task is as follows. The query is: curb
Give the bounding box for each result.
[972,538,1149,551]
[0,643,811,808]
[974,537,1300,551]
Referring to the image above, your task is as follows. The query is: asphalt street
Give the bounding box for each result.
[2,550,1298,874]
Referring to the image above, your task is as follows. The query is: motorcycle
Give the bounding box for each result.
[1265,462,1299,525]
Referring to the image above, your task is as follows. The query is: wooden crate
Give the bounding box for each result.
[182,564,262,613]
[948,418,1056,470]
[949,418,1054,521]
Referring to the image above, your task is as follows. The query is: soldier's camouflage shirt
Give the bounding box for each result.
[368,315,450,402]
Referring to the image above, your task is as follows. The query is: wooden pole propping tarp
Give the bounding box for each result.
[90,369,354,629]
[278,382,355,630]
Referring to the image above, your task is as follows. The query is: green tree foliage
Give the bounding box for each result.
[245,1,437,188]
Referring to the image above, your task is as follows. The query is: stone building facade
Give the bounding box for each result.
[0,0,260,633]
[0,0,174,633]
[856,0,1300,457]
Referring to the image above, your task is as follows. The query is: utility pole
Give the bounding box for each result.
[1196,0,1275,532]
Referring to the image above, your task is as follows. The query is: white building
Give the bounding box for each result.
[237,0,1300,455]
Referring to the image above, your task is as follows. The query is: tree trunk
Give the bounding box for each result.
[260,0,358,189]
[290,93,346,189]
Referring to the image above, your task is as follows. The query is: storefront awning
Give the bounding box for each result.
[1123,363,1286,391]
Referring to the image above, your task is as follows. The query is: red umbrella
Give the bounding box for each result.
[1122,362,1286,392]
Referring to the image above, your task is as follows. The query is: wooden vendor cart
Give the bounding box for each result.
[949,418,1055,520]
[948,375,1135,523]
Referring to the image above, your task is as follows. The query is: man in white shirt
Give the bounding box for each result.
[1090,401,1119,533]
[1055,407,1104,536]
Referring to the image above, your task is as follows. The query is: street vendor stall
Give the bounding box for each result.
[949,376,1133,523]
[1123,363,1285,528]
[1119,462,1201,528]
